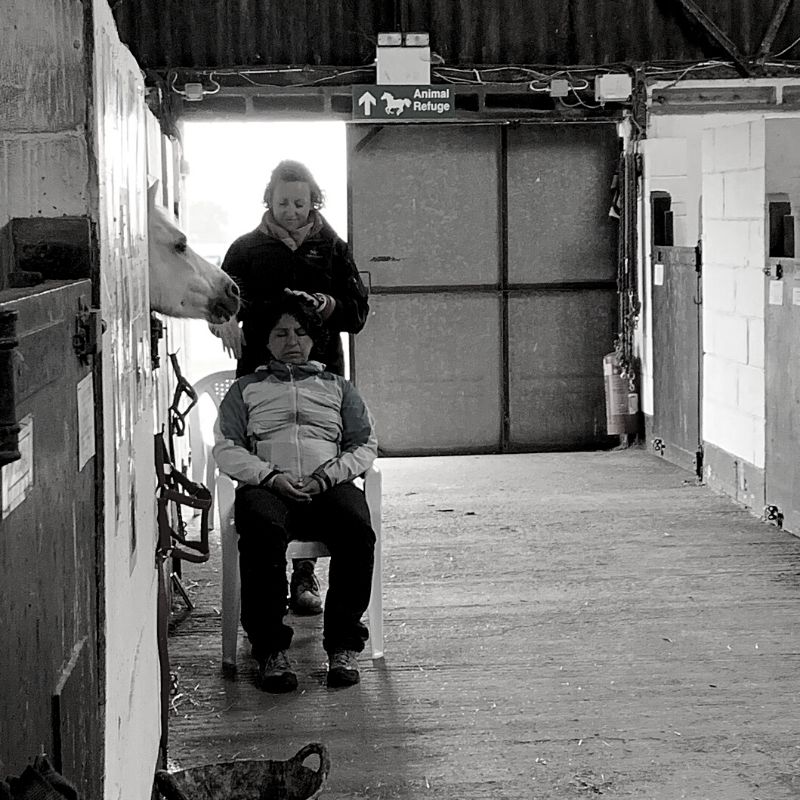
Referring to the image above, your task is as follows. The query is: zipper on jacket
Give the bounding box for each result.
[288,365,301,474]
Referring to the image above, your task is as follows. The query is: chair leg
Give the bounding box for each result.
[365,465,384,659]
[220,488,240,671]
[188,413,204,488]
[205,444,217,531]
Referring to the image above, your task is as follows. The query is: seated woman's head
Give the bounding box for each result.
[265,295,329,365]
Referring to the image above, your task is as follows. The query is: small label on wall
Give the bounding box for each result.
[1,414,34,518]
[793,287,800,306]
[653,263,665,286]
[77,373,95,470]
[769,280,784,305]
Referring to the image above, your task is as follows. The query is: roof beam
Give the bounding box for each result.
[755,0,794,63]
[669,0,752,76]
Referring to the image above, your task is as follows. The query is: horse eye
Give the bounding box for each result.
[175,240,187,254]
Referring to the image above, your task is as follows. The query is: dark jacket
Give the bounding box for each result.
[222,216,369,377]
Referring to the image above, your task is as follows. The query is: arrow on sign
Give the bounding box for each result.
[358,91,377,116]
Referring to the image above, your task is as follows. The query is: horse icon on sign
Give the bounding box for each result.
[381,91,411,116]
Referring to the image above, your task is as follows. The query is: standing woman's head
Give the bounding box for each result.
[264,294,329,365]
[263,160,324,231]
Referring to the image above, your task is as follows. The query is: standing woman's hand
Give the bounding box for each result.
[208,317,245,359]
[283,288,335,320]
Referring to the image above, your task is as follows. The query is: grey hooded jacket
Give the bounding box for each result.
[212,359,377,489]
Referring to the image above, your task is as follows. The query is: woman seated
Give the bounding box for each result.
[212,294,377,692]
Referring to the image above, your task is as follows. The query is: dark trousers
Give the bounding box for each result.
[235,481,375,659]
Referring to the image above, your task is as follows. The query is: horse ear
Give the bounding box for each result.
[147,180,160,208]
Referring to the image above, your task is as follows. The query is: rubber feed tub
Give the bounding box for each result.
[154,743,330,800]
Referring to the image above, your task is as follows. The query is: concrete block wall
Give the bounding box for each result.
[639,98,800,507]
[0,0,89,226]
[92,3,161,799]
[701,120,766,470]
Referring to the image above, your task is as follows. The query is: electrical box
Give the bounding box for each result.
[594,74,633,102]
[549,79,570,98]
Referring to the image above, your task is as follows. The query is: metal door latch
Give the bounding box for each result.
[763,504,784,528]
[73,307,105,364]
[763,262,783,279]
[652,437,665,455]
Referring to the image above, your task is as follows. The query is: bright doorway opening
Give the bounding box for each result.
[180,120,348,443]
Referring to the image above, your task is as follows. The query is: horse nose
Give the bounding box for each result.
[227,281,240,299]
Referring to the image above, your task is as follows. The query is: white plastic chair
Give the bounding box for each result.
[188,370,237,528]
[188,369,384,667]
[218,465,384,669]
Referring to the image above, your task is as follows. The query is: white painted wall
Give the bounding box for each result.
[92,3,161,798]
[639,81,800,480]
[701,119,766,469]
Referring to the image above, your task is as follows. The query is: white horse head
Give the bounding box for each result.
[147,183,240,322]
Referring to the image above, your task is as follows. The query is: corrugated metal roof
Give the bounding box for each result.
[113,0,800,70]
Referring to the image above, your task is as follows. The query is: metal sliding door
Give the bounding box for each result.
[506,124,619,449]
[349,122,619,455]
[349,124,502,454]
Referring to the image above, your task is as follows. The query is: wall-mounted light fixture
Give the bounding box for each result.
[376,32,431,85]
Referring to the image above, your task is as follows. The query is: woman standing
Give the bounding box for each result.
[211,160,370,614]
[211,159,369,376]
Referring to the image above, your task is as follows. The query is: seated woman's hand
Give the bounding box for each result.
[270,474,312,503]
[295,476,324,496]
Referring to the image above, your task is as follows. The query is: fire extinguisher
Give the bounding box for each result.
[603,352,640,436]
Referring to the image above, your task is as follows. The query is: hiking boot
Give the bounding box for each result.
[258,650,297,693]
[289,560,323,615]
[327,649,360,687]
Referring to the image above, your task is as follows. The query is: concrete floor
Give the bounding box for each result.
[166,448,800,799]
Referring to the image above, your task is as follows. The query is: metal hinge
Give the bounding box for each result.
[694,241,702,274]
[73,304,105,364]
[693,446,704,481]
[150,314,165,370]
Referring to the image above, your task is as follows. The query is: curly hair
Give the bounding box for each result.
[263,293,329,355]
[262,160,325,210]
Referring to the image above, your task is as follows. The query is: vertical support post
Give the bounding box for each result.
[500,126,510,452]
[0,309,20,466]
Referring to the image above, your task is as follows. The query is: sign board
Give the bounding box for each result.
[352,85,456,121]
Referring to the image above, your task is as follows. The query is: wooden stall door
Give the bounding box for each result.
[764,259,800,531]
[650,244,703,475]
[764,117,800,533]
[0,280,102,796]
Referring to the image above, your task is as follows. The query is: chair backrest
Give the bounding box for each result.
[188,371,236,492]
[193,370,236,412]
